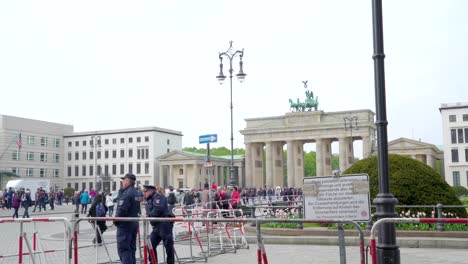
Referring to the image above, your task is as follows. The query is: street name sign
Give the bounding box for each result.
[199,134,218,144]
[303,174,371,221]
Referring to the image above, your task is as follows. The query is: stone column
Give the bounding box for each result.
[347,138,355,168]
[287,140,295,187]
[265,142,274,188]
[362,136,371,158]
[272,142,284,188]
[316,139,323,176]
[193,164,199,189]
[159,165,164,187]
[323,139,333,176]
[339,137,348,172]
[440,158,445,178]
[426,154,435,169]
[168,165,173,187]
[183,164,188,188]
[252,143,265,187]
[244,143,252,187]
[238,162,244,187]
[294,142,304,188]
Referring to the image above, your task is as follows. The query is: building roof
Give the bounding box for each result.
[157,150,244,161]
[388,137,443,154]
[439,102,468,112]
[64,126,183,137]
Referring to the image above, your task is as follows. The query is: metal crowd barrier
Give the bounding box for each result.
[0,217,72,264]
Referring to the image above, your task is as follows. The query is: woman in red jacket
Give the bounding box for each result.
[230,186,241,209]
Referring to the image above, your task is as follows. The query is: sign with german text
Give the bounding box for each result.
[303,174,371,221]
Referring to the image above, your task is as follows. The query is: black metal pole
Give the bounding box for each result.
[371,0,400,263]
[229,72,235,186]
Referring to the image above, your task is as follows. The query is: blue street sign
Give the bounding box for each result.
[199,134,218,144]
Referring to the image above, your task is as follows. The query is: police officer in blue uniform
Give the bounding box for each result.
[143,185,174,264]
[115,173,140,264]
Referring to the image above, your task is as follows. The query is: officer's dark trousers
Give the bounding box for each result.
[149,224,174,264]
[117,223,138,264]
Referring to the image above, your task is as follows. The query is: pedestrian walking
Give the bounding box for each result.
[80,190,90,214]
[105,193,114,216]
[21,189,32,218]
[115,173,139,264]
[12,191,21,218]
[88,194,108,244]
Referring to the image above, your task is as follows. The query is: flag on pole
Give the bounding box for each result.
[16,133,22,150]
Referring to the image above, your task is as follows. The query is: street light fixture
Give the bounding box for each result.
[217,41,246,186]
[91,135,101,192]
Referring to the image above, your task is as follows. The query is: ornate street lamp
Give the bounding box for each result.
[217,41,246,186]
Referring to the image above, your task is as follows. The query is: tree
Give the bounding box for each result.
[344,154,466,217]
[452,186,468,197]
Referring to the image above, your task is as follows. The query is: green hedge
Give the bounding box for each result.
[343,154,466,218]
[452,186,468,197]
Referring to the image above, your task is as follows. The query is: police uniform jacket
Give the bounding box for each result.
[115,185,140,227]
[146,192,172,228]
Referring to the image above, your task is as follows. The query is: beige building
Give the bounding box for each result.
[0,115,73,189]
[388,137,444,176]
[157,151,244,189]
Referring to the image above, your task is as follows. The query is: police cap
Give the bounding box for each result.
[121,173,136,181]
[142,185,156,192]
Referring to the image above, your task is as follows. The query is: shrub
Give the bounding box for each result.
[343,154,466,218]
[63,187,75,197]
[452,186,468,197]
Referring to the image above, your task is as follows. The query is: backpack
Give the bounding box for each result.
[96,202,106,217]
[167,193,177,205]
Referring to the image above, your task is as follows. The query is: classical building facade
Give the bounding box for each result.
[388,137,444,176]
[240,110,376,188]
[157,151,244,189]
[63,127,182,192]
[0,115,73,189]
[440,102,468,187]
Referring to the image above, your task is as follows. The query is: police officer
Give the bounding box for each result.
[115,173,140,264]
[143,185,174,264]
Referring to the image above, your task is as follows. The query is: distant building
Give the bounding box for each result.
[63,127,182,193]
[388,137,444,176]
[0,114,183,191]
[440,102,468,187]
[0,115,73,189]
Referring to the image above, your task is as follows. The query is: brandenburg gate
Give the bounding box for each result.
[240,110,376,188]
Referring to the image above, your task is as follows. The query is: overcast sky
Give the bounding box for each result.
[1,1,467,158]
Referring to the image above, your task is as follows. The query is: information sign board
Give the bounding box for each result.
[303,174,371,221]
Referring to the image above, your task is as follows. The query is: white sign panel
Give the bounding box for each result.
[303,174,371,221]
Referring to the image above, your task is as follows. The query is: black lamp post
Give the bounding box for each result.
[371,0,400,263]
[216,41,246,186]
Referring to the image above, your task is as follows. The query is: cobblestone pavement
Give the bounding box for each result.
[0,205,467,263]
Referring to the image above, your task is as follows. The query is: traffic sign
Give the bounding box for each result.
[199,134,218,144]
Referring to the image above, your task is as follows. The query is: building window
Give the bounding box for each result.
[75,141,79,147]
[465,128,468,143]
[458,128,464,143]
[112,138,117,144]
[179,169,183,175]
[105,150,109,159]
[12,167,19,176]
[82,165,87,176]
[463,114,468,122]
[67,183,71,188]
[67,166,72,177]
[27,152,34,161]
[144,162,149,174]
[74,183,79,190]
[112,150,117,158]
[128,163,133,173]
[137,137,141,143]
[26,168,33,177]
[97,165,102,175]
[54,169,59,178]
[40,153,47,162]
[128,149,133,158]
[120,138,125,144]
[75,151,79,160]
[75,166,79,177]
[112,181,116,191]
[452,149,459,163]
[90,151,94,160]
[112,164,117,175]
[453,171,461,186]
[104,139,109,145]
[12,150,20,160]
[120,164,125,175]
[82,151,87,160]
[449,115,457,122]
[167,148,170,153]
[451,129,457,144]
[41,137,47,147]
[137,149,141,159]
[167,139,170,145]
[136,163,141,174]
[97,151,101,159]
[68,152,72,161]
[89,165,94,176]
[27,136,35,145]
[129,137,133,143]
[145,136,149,142]
[40,168,46,177]
[68,142,72,147]
[120,149,125,158]
[54,138,60,148]
[54,153,60,163]
[105,165,109,176]
[466,148,468,162]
